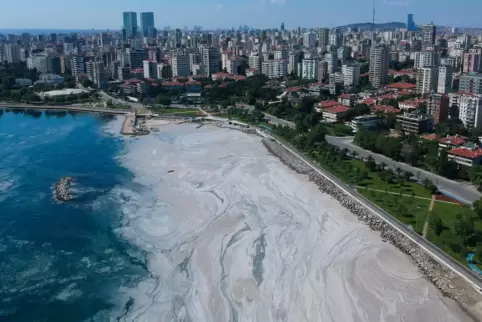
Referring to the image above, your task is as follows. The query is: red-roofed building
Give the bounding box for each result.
[438,135,467,150]
[162,81,184,91]
[399,98,426,110]
[372,105,401,114]
[448,147,482,167]
[386,82,417,90]
[204,84,213,89]
[185,81,201,92]
[338,94,356,107]
[317,100,339,108]
[361,98,376,106]
[211,72,246,81]
[322,105,351,123]
[287,86,303,93]
[422,133,439,141]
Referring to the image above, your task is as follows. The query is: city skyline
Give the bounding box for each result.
[1,0,482,30]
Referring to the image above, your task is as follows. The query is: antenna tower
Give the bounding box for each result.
[372,0,376,26]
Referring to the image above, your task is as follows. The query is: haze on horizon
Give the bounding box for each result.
[1,0,482,30]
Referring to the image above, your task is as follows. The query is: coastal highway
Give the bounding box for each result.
[261,131,482,290]
[326,135,482,204]
[237,103,296,128]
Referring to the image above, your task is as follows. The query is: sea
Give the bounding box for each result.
[0,109,147,321]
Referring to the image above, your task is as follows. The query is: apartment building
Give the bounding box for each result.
[396,112,434,134]
[458,93,482,129]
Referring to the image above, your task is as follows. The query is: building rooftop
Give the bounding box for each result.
[323,105,351,114]
[373,105,401,114]
[162,81,184,86]
[448,147,482,159]
[318,100,340,108]
[439,135,467,146]
[386,82,417,90]
[124,78,143,84]
[287,86,303,92]
[339,93,355,99]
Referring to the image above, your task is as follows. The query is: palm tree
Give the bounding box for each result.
[422,178,430,188]
[350,151,358,159]
[395,167,403,177]
[403,170,413,181]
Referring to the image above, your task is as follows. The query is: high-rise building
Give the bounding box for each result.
[301,59,318,80]
[86,60,107,89]
[140,12,155,37]
[71,55,85,77]
[128,49,149,69]
[416,66,438,94]
[415,50,440,68]
[407,14,416,32]
[261,59,287,79]
[318,28,330,51]
[288,51,301,75]
[342,63,361,87]
[463,52,480,73]
[422,23,436,45]
[369,45,389,88]
[325,51,337,74]
[438,66,453,94]
[123,12,138,39]
[274,49,288,60]
[202,47,220,76]
[248,54,262,71]
[172,54,190,77]
[317,60,328,83]
[458,94,482,129]
[459,73,482,95]
[5,44,21,63]
[143,60,158,79]
[303,32,315,48]
[426,93,449,125]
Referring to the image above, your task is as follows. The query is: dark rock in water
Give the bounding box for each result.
[55,176,73,201]
[168,170,174,173]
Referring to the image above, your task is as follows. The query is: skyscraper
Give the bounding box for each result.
[140,12,155,37]
[422,23,436,45]
[123,12,138,39]
[202,47,220,76]
[407,14,416,31]
[369,45,389,88]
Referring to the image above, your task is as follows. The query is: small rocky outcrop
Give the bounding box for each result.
[262,138,482,315]
[55,176,73,201]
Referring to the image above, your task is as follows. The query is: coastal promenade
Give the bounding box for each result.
[0,103,129,115]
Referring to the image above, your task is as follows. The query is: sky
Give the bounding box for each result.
[1,0,481,30]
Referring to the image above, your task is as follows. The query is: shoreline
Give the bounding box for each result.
[261,137,482,320]
[0,102,129,115]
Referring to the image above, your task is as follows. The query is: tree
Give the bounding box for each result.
[453,214,475,244]
[403,170,413,181]
[395,167,403,177]
[422,178,431,188]
[473,197,482,218]
[365,155,377,172]
[429,213,443,236]
[427,183,438,194]
[350,151,358,159]
[156,95,171,107]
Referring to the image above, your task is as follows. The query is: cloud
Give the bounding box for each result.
[215,4,224,10]
[383,0,409,6]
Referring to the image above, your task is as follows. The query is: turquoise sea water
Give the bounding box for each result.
[0,109,147,321]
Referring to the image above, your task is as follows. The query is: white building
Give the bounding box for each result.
[369,45,389,88]
[86,61,107,89]
[325,52,337,74]
[342,64,360,87]
[261,59,288,79]
[301,59,318,80]
[303,32,315,48]
[35,74,64,85]
[437,65,453,94]
[416,66,438,94]
[5,44,21,63]
[143,60,158,79]
[172,55,190,77]
[414,51,440,68]
[71,55,85,77]
[274,49,288,60]
[458,94,482,130]
[350,115,383,132]
[248,54,262,71]
[288,51,300,75]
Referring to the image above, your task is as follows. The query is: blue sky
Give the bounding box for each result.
[1,0,481,30]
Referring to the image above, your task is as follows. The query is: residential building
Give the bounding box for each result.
[303,32,315,48]
[86,60,107,89]
[71,55,85,77]
[416,66,438,94]
[274,49,288,60]
[437,65,453,94]
[414,51,439,68]
[248,54,262,71]
[5,44,21,63]
[202,47,220,76]
[172,54,190,77]
[369,45,389,88]
[301,59,318,80]
[459,73,482,94]
[438,135,467,150]
[288,51,301,75]
[448,146,482,167]
[422,23,436,45]
[128,49,149,69]
[123,12,138,39]
[426,93,449,125]
[143,60,158,79]
[338,94,356,107]
[350,114,384,132]
[35,74,64,85]
[27,55,61,74]
[441,57,456,68]
[322,105,351,123]
[463,52,480,73]
[458,94,482,129]
[118,66,131,81]
[396,112,434,134]
[157,63,172,79]
[341,63,360,87]
[318,28,330,50]
[140,12,155,37]
[325,51,337,74]
[317,60,328,83]
[261,59,288,79]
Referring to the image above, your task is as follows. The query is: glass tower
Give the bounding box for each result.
[123,12,138,39]
[140,12,155,37]
[407,14,416,32]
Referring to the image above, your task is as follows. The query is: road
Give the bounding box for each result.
[326,135,482,204]
[260,130,482,289]
[237,103,296,128]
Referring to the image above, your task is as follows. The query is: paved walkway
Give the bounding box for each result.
[355,186,458,205]
[422,195,437,238]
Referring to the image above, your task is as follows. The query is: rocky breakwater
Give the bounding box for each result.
[262,138,482,319]
[55,176,73,201]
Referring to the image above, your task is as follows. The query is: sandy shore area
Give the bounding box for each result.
[113,123,473,322]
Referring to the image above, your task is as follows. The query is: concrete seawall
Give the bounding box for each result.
[121,114,136,135]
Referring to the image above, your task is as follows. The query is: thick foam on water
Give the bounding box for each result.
[107,123,473,322]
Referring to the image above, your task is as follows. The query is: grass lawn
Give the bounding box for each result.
[317,157,433,199]
[359,189,430,234]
